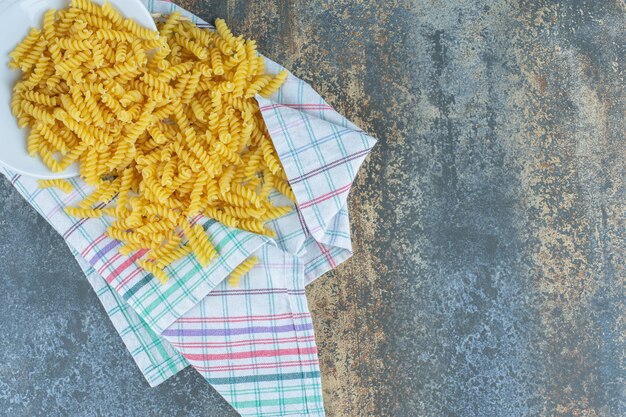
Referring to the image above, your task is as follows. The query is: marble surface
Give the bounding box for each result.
[1,1,624,416]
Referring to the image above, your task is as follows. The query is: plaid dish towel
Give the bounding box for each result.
[0,1,376,415]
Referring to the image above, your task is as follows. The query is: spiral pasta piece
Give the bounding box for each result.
[142,73,178,99]
[9,28,41,64]
[115,42,128,63]
[71,0,104,16]
[109,224,147,244]
[209,47,225,76]
[21,91,58,107]
[131,38,148,67]
[137,218,175,235]
[81,12,113,29]
[158,12,181,40]
[38,145,62,171]
[231,61,249,97]
[227,256,258,286]
[187,172,209,216]
[96,29,134,42]
[101,94,131,122]
[258,70,288,97]
[58,141,89,170]
[150,41,171,71]
[20,101,55,125]
[155,245,190,269]
[259,204,292,221]
[179,222,216,267]
[175,33,208,60]
[136,259,170,284]
[192,225,218,267]
[38,179,73,194]
[42,9,58,41]
[257,171,275,200]
[189,100,206,123]
[123,16,159,40]
[158,61,194,82]
[55,51,91,74]
[212,34,234,56]
[275,178,296,203]
[36,123,70,154]
[204,207,239,228]
[146,232,181,261]
[65,206,104,218]
[230,183,262,207]
[215,19,239,48]
[226,95,259,114]
[81,148,99,185]
[244,74,273,98]
[45,40,63,66]
[222,205,265,219]
[18,41,47,72]
[214,140,243,165]
[56,37,92,51]
[181,70,201,104]
[238,219,275,237]
[26,131,42,156]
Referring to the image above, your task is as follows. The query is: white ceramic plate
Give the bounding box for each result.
[0,0,156,179]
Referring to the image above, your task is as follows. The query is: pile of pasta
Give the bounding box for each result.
[10,0,295,285]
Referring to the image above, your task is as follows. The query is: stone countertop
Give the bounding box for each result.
[1,1,624,416]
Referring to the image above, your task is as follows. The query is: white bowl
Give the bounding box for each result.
[0,0,156,179]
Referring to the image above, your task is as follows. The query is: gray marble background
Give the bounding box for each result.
[1,0,624,416]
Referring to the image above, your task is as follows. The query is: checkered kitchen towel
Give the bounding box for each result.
[1,1,376,415]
